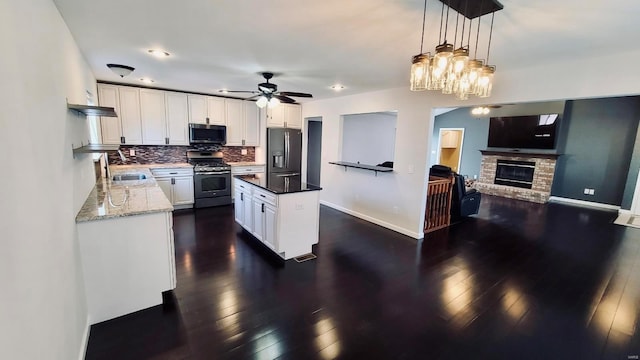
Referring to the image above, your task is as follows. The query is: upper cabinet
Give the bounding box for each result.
[140,89,167,145]
[165,92,189,145]
[98,84,256,147]
[188,95,225,125]
[98,84,142,145]
[266,104,301,129]
[225,99,260,147]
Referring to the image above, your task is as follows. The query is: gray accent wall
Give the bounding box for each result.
[552,97,640,205]
[621,125,640,209]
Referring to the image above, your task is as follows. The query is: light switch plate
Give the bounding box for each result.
[241,149,247,155]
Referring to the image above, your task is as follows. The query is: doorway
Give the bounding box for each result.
[307,119,322,187]
[436,128,465,173]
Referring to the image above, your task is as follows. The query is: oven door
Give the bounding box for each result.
[194,172,231,198]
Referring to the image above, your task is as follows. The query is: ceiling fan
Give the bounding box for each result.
[222,72,312,108]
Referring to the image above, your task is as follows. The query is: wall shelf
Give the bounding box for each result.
[68,103,117,117]
[329,161,393,176]
[73,144,120,155]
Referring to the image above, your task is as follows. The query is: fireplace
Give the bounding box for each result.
[494,160,535,189]
[474,150,560,203]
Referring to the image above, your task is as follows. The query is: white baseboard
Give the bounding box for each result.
[319,200,421,239]
[548,196,620,211]
[618,209,632,215]
[78,320,90,360]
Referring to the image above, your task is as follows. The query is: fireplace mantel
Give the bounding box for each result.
[479,150,561,159]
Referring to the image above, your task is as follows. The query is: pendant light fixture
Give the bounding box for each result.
[408,0,503,100]
[410,0,430,91]
[107,64,135,78]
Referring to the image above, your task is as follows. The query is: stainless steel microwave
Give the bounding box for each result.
[189,123,226,145]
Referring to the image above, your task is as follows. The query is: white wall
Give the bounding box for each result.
[341,112,396,165]
[302,48,640,239]
[0,0,98,359]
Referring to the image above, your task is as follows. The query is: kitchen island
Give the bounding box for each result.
[76,165,184,325]
[234,174,322,260]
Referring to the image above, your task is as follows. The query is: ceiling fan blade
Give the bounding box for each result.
[246,94,260,100]
[222,90,260,94]
[273,95,296,104]
[278,91,313,98]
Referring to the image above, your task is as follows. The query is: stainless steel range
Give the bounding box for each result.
[187,150,232,208]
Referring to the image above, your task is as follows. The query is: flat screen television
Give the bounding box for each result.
[487,114,560,149]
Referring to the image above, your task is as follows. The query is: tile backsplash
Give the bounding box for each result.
[107,145,256,165]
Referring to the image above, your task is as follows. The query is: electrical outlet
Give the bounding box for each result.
[241,149,247,155]
[584,188,589,195]
[473,174,478,180]
[129,149,135,156]
[589,189,595,195]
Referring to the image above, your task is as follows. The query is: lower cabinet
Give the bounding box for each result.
[77,211,176,325]
[234,178,320,260]
[234,185,254,232]
[152,168,194,209]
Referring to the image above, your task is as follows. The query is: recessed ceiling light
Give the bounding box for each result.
[140,78,155,84]
[219,89,229,94]
[148,49,170,58]
[330,84,345,91]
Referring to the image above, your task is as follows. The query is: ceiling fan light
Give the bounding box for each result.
[267,97,280,108]
[106,64,135,78]
[410,53,430,91]
[256,96,268,108]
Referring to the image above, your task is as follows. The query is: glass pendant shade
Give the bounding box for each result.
[256,96,268,108]
[267,97,280,108]
[465,59,484,94]
[451,48,470,78]
[410,54,430,91]
[430,43,453,90]
[476,65,495,98]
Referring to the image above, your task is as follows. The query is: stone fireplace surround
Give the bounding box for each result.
[474,150,560,203]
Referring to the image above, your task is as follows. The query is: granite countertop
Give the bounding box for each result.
[76,164,186,223]
[227,162,265,166]
[235,174,322,194]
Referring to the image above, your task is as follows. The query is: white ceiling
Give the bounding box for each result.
[53,0,640,102]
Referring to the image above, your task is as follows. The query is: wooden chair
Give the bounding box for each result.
[424,175,454,233]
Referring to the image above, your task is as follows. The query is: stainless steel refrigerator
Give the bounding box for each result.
[267,128,302,185]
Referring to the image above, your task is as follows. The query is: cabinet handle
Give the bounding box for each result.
[120,136,125,144]
[261,203,265,213]
[206,117,210,125]
[240,193,243,201]
[165,137,169,145]
[260,194,265,198]
[169,172,178,175]
[171,178,175,185]
[284,121,287,128]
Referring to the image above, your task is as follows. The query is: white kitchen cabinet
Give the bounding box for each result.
[98,84,143,145]
[77,211,176,325]
[118,87,143,144]
[188,95,226,125]
[98,85,122,145]
[263,203,277,250]
[151,168,194,209]
[187,95,208,124]
[225,98,244,146]
[234,182,253,231]
[266,104,301,129]
[165,92,189,145]
[244,102,260,146]
[234,177,319,260]
[140,89,167,145]
[285,104,302,129]
[226,101,261,147]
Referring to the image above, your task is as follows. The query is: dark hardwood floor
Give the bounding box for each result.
[85,195,640,359]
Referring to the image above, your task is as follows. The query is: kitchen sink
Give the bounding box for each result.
[112,173,147,182]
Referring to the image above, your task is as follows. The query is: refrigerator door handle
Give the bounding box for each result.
[285,131,290,169]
